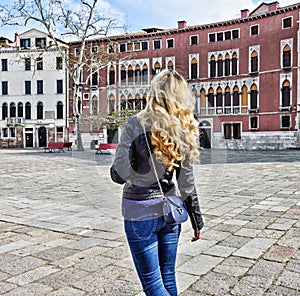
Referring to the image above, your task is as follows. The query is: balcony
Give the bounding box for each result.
[5,117,25,126]
[199,105,249,116]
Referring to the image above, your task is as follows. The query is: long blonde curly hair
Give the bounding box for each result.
[138,69,199,171]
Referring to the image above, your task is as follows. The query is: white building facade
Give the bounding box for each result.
[0,28,69,148]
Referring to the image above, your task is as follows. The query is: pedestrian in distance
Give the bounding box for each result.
[110,69,204,296]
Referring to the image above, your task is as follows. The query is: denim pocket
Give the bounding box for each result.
[125,218,158,241]
[163,223,181,234]
[172,223,181,234]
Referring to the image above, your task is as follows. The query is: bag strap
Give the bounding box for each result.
[142,122,167,202]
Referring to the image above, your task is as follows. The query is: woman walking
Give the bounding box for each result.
[110,69,204,296]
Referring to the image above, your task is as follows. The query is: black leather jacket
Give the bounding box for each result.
[110,116,204,231]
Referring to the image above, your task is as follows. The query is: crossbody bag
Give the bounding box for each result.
[142,123,188,224]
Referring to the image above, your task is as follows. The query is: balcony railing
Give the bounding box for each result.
[5,117,25,125]
[199,106,248,115]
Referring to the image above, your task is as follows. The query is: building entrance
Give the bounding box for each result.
[25,133,33,148]
[107,128,118,143]
[199,120,211,148]
[38,126,47,147]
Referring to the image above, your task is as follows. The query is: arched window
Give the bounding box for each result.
[135,94,142,110]
[225,53,230,76]
[281,80,290,108]
[200,89,206,115]
[2,102,8,120]
[120,65,126,85]
[108,94,115,113]
[135,65,141,84]
[167,60,174,71]
[283,45,291,68]
[57,101,63,119]
[109,65,115,85]
[191,58,197,79]
[208,88,214,107]
[250,84,258,110]
[210,55,216,78]
[233,85,240,114]
[120,94,126,110]
[10,102,16,117]
[242,85,248,112]
[251,50,258,73]
[216,87,223,114]
[142,64,148,84]
[37,102,43,119]
[92,96,97,116]
[127,94,134,110]
[128,65,133,84]
[91,71,98,86]
[154,62,161,75]
[232,52,237,75]
[224,86,231,113]
[208,88,214,114]
[18,102,23,117]
[217,54,223,77]
[25,102,31,119]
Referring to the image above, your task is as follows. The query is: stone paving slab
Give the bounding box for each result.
[0,148,299,295]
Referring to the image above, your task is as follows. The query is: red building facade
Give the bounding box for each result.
[69,1,300,149]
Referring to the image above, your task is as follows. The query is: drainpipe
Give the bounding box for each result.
[297,14,300,145]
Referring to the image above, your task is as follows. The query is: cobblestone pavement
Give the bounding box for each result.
[0,148,299,295]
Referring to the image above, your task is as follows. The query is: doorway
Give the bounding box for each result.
[38,126,47,147]
[199,120,212,148]
[107,128,118,143]
[25,133,33,148]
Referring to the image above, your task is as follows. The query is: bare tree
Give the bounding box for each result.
[0,0,123,150]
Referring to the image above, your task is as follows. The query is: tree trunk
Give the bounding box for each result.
[73,82,84,151]
[75,115,84,151]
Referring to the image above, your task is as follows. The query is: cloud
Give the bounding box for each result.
[98,1,126,21]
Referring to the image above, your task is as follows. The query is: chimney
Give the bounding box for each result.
[241,9,249,18]
[268,1,279,12]
[14,33,19,46]
[178,20,187,30]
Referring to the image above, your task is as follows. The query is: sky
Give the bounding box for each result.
[0,0,298,39]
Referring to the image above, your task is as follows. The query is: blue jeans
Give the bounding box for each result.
[124,216,181,296]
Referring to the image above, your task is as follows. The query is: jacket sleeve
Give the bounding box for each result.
[176,164,204,231]
[110,117,135,184]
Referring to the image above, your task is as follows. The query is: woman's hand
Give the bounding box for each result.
[191,229,201,242]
